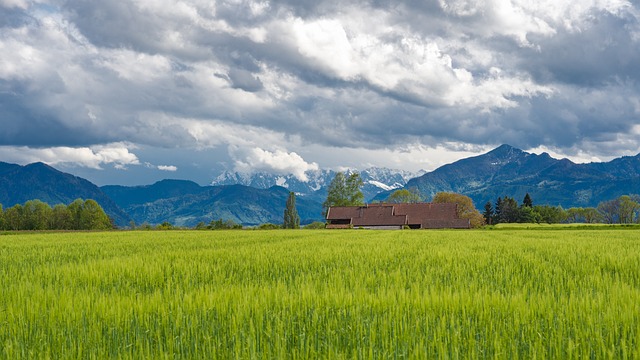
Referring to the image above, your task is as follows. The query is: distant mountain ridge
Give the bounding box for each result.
[0,161,131,226]
[374,144,640,208]
[102,181,324,227]
[211,168,423,203]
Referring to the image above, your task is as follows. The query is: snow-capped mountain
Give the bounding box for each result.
[211,168,423,202]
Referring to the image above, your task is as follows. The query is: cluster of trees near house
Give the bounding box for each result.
[0,199,113,231]
[382,187,640,227]
[325,172,487,228]
[482,194,640,225]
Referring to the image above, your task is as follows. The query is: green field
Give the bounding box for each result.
[1,229,639,359]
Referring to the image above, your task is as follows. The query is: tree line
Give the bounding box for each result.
[483,193,640,225]
[0,199,113,231]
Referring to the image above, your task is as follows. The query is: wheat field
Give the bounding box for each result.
[1,229,639,359]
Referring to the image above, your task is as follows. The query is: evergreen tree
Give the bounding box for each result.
[499,196,520,223]
[283,192,300,229]
[494,197,503,224]
[522,193,533,208]
[483,201,494,225]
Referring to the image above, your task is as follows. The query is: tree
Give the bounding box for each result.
[498,197,520,223]
[483,201,494,225]
[345,172,365,205]
[67,199,85,230]
[4,204,24,231]
[322,172,364,216]
[283,192,300,229]
[304,221,326,229]
[80,199,112,230]
[387,188,421,203]
[533,205,565,224]
[582,207,601,223]
[156,222,175,230]
[208,218,242,230]
[598,199,619,224]
[617,195,639,224]
[522,193,533,208]
[432,192,485,228]
[23,200,53,230]
[494,197,503,223]
[517,205,537,223]
[566,207,585,223]
[51,204,72,230]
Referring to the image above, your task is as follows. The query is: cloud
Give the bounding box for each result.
[232,147,319,181]
[157,165,178,172]
[0,0,639,185]
[0,143,140,169]
[0,0,27,10]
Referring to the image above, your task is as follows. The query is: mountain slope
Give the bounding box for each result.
[103,182,324,227]
[0,162,131,226]
[375,144,640,208]
[102,179,207,208]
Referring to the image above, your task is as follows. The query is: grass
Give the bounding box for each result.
[1,229,639,359]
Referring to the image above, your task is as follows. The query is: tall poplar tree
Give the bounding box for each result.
[283,192,300,229]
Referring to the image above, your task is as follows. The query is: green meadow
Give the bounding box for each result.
[1,229,639,359]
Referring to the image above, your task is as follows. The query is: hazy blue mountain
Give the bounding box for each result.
[211,167,421,203]
[373,144,640,208]
[0,161,131,226]
[102,179,207,208]
[102,182,324,227]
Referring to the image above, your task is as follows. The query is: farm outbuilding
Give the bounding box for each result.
[325,203,470,229]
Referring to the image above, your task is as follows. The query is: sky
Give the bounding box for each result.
[1,0,639,186]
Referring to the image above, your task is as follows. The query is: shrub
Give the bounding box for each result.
[304,221,326,229]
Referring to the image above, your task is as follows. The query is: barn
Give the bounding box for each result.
[325,203,470,229]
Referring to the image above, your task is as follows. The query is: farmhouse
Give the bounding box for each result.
[325,203,470,229]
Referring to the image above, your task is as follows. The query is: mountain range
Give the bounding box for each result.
[2,144,640,227]
[211,168,421,203]
[102,181,324,227]
[374,144,640,208]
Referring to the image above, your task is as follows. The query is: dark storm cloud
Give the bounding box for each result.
[0,6,34,27]
[522,11,640,87]
[1,0,640,179]
[227,68,264,92]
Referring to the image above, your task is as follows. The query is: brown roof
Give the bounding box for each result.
[326,203,470,229]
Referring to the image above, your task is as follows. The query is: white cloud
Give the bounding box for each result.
[157,165,178,171]
[0,143,140,169]
[232,147,319,181]
[97,49,172,82]
[292,17,359,79]
[0,0,28,9]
